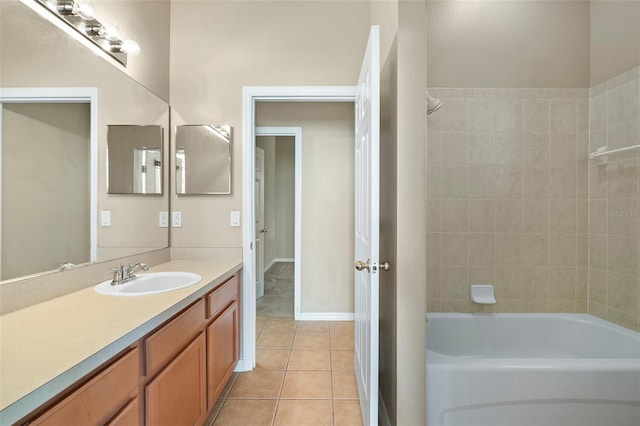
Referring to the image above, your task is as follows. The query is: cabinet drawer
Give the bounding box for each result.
[31,347,139,426]
[106,398,139,426]
[207,274,239,320]
[145,300,205,377]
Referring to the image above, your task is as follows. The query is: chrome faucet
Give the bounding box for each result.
[109,262,149,285]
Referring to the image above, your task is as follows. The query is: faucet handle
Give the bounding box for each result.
[108,264,123,274]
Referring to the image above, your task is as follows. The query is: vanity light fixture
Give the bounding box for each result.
[54,0,94,20]
[26,0,140,67]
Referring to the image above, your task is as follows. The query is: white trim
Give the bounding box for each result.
[264,258,295,272]
[240,86,357,373]
[297,312,355,321]
[0,87,99,265]
[255,126,302,320]
[379,390,392,426]
[264,259,276,272]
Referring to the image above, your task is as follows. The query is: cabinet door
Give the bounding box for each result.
[207,301,239,409]
[146,333,207,426]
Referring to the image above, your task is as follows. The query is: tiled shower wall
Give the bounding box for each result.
[588,66,640,332]
[426,88,590,313]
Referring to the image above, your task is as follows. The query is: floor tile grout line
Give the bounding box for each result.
[214,315,358,425]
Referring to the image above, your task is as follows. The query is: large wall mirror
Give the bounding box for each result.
[0,0,170,281]
[175,125,232,195]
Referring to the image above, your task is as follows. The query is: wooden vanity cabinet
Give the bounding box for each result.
[29,347,140,426]
[205,274,240,409]
[23,272,241,426]
[207,301,239,408]
[106,398,139,426]
[143,299,207,426]
[145,333,207,426]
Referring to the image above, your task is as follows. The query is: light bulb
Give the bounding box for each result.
[101,23,120,41]
[74,1,95,20]
[121,40,140,56]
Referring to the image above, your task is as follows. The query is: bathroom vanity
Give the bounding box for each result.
[0,260,242,425]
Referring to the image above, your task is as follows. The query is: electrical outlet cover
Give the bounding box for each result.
[159,211,169,228]
[172,211,182,227]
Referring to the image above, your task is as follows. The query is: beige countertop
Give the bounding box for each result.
[0,259,242,425]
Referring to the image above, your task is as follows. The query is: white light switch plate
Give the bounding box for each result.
[172,211,182,228]
[101,210,111,227]
[230,211,240,227]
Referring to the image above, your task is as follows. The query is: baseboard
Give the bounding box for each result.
[264,259,276,272]
[264,258,294,272]
[297,312,355,321]
[234,356,252,372]
[379,390,391,426]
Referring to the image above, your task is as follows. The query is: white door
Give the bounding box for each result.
[354,25,380,426]
[255,146,266,298]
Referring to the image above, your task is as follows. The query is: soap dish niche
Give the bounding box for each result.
[470,285,496,305]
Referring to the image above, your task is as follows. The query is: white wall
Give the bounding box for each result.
[256,102,355,314]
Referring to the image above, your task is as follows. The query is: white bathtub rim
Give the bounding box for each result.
[426,312,638,336]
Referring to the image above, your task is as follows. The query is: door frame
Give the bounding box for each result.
[0,87,99,276]
[255,127,302,318]
[240,86,356,371]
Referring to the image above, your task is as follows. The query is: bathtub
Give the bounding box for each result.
[426,313,640,426]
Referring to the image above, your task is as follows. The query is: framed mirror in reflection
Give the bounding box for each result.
[107,125,164,195]
[175,125,232,195]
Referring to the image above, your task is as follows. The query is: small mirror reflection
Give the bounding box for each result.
[175,125,231,195]
[107,125,164,195]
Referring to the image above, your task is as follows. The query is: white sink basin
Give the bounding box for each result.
[95,272,202,296]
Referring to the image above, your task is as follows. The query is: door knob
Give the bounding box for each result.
[355,260,370,272]
[260,228,267,233]
[355,260,391,272]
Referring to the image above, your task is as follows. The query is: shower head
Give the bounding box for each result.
[426,91,442,116]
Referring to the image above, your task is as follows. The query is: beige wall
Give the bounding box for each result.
[426,0,590,88]
[274,137,295,260]
[256,135,295,267]
[256,103,355,314]
[169,0,370,253]
[372,1,427,424]
[588,66,640,332]
[1,0,170,263]
[91,0,171,101]
[426,87,590,313]
[590,1,640,87]
[2,103,90,280]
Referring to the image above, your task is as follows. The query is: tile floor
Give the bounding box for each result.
[204,316,363,426]
[256,263,295,317]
